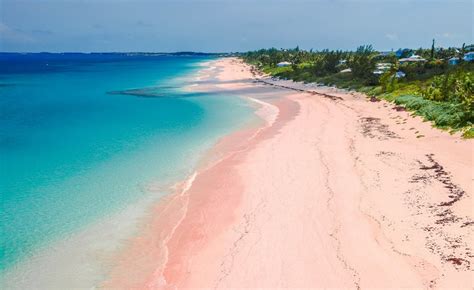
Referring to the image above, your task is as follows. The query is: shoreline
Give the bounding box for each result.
[103,57,472,288]
[0,57,261,289]
[101,58,293,288]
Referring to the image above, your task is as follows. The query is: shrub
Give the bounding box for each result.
[312,50,345,76]
[420,70,474,112]
[395,95,473,128]
[348,45,377,81]
[462,127,474,138]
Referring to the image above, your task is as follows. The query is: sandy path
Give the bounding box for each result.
[103,58,473,289]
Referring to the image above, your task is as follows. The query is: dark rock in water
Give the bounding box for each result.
[108,89,166,98]
[107,86,178,98]
[107,85,209,99]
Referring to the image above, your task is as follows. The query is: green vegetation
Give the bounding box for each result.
[241,43,474,138]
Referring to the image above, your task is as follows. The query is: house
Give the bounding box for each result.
[395,71,406,78]
[399,55,427,64]
[277,61,292,67]
[448,57,460,65]
[373,63,392,75]
[463,52,474,62]
[376,63,392,70]
[377,51,392,57]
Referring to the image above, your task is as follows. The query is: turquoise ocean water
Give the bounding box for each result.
[0,54,254,274]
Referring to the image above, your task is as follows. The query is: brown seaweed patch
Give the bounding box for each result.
[407,154,471,271]
[393,105,407,112]
[446,257,470,269]
[360,117,400,140]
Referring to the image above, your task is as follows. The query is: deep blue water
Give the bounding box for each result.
[0,53,254,272]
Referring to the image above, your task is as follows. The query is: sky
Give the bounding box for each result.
[0,0,472,52]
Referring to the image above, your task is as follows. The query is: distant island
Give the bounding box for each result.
[0,51,228,57]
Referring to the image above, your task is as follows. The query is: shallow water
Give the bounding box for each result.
[0,54,255,276]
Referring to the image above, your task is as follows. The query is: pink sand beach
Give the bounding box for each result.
[103,58,473,289]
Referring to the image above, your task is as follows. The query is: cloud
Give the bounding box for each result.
[0,22,35,43]
[385,33,398,41]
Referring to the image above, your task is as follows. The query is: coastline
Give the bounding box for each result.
[104,57,472,288]
[101,58,294,288]
[0,57,259,289]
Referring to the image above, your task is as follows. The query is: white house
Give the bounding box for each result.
[376,63,392,70]
[277,61,292,67]
[399,55,427,64]
[373,63,392,75]
[373,70,385,75]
